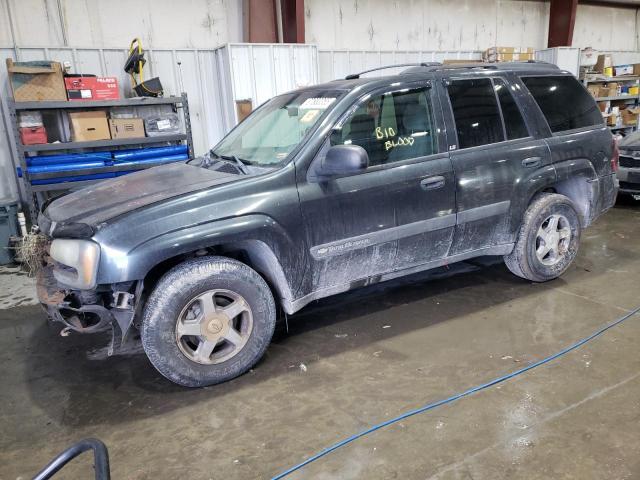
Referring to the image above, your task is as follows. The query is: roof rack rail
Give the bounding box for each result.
[345,62,442,80]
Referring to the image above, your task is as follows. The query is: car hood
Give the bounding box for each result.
[43,162,240,230]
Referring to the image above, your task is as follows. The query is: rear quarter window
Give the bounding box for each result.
[521,75,603,133]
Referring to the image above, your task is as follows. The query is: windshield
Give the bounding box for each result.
[213,89,345,166]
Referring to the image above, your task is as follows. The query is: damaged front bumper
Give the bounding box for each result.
[37,264,142,354]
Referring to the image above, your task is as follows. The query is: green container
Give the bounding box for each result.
[0,198,19,265]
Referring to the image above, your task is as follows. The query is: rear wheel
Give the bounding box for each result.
[141,256,276,387]
[504,193,581,282]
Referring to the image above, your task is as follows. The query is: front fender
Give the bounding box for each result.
[94,214,300,291]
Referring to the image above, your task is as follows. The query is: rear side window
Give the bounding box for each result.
[522,76,603,133]
[493,78,529,140]
[448,78,504,149]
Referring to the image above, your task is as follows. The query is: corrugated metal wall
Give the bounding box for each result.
[0,43,318,202]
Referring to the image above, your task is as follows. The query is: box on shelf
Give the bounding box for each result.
[109,118,145,139]
[483,46,534,62]
[594,54,612,73]
[622,107,640,125]
[587,84,600,97]
[615,65,634,76]
[19,126,48,145]
[6,59,67,102]
[597,85,615,98]
[606,113,619,127]
[68,110,111,142]
[65,76,120,101]
[18,111,43,128]
[144,113,181,136]
[629,86,639,95]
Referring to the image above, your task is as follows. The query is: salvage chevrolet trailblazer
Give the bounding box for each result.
[37,62,618,387]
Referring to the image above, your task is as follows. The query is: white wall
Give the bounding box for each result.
[306,0,640,52]
[574,4,639,51]
[306,0,550,51]
[0,0,243,48]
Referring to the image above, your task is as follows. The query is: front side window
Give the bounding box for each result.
[521,75,603,133]
[494,78,529,140]
[448,78,505,149]
[331,87,437,166]
[214,89,344,166]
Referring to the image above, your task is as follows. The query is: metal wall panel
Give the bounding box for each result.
[223,43,319,118]
[318,50,482,82]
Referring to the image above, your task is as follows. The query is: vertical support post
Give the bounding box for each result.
[281,0,305,43]
[243,0,278,43]
[548,0,578,47]
[181,93,194,160]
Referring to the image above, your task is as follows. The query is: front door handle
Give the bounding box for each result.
[522,156,542,168]
[420,175,445,191]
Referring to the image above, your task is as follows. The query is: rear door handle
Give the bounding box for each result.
[522,156,542,168]
[420,175,445,191]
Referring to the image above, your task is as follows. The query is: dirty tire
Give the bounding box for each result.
[504,193,581,282]
[141,256,276,387]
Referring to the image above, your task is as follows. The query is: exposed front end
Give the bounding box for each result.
[35,215,142,353]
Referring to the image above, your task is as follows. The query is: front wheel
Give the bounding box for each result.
[141,256,276,387]
[504,193,581,282]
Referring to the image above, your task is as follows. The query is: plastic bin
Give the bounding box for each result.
[0,199,19,265]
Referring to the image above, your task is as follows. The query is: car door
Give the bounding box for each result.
[296,81,455,294]
[443,75,553,255]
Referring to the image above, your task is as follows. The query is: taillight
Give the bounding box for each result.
[611,137,619,173]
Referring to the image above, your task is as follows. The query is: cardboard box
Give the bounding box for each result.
[6,59,67,102]
[598,86,614,98]
[622,109,637,125]
[594,54,612,73]
[65,76,120,101]
[108,118,145,139]
[587,84,600,97]
[606,113,618,126]
[483,47,534,62]
[236,99,253,122]
[68,111,111,142]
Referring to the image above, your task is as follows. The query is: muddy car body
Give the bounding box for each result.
[37,61,618,386]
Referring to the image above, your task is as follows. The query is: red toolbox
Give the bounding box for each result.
[20,126,48,145]
[65,76,119,101]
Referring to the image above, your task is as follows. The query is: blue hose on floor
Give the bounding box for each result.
[271,305,640,479]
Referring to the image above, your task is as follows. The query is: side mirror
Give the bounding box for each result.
[317,145,369,178]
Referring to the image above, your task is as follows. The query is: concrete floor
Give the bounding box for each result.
[1,198,639,480]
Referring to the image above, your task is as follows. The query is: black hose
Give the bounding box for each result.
[32,438,110,480]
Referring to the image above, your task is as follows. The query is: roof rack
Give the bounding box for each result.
[345,62,442,80]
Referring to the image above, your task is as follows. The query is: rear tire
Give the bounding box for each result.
[504,193,581,282]
[141,256,276,387]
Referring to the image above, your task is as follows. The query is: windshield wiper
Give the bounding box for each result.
[209,151,250,175]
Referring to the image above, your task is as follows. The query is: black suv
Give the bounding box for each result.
[37,61,618,387]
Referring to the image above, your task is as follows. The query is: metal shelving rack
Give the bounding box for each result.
[582,74,640,134]
[8,94,194,221]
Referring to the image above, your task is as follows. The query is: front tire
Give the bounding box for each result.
[141,256,276,387]
[504,193,581,282]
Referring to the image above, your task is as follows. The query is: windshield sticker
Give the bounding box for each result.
[300,97,336,110]
[300,109,320,123]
